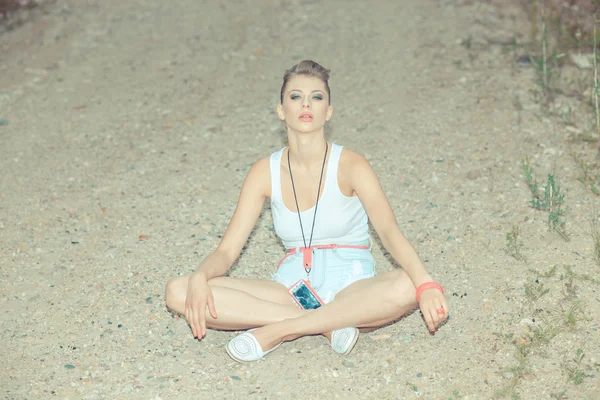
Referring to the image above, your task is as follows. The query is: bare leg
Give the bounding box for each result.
[165,275,307,330]
[249,269,418,350]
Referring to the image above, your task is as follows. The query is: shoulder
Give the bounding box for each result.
[242,156,271,198]
[337,146,377,195]
[339,146,371,174]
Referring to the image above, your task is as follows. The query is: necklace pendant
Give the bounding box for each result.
[302,247,313,272]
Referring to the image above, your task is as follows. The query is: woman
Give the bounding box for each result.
[165,60,448,362]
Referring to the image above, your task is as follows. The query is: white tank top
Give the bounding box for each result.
[270,143,369,249]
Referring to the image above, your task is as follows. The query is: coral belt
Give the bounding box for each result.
[277,244,370,272]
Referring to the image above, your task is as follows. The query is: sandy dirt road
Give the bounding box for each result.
[1,0,599,398]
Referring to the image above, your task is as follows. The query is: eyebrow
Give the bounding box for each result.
[287,89,325,95]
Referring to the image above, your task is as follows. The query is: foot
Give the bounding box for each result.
[226,328,282,363]
[329,327,359,355]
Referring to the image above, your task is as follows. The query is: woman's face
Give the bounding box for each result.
[277,75,333,134]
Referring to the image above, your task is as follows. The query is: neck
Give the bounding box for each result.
[287,134,328,171]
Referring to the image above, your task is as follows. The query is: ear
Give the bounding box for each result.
[276,104,285,121]
[326,105,334,121]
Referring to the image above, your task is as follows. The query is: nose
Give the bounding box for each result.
[302,97,311,108]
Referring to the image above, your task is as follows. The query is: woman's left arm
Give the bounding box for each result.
[349,152,448,330]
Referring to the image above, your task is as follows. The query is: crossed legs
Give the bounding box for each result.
[165,269,418,352]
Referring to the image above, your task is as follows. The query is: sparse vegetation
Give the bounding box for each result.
[522,158,568,239]
[572,153,600,196]
[563,348,587,385]
[494,264,596,398]
[590,214,600,265]
[505,225,525,261]
[533,8,560,104]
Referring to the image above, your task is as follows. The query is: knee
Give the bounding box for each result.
[387,270,417,308]
[164,277,183,310]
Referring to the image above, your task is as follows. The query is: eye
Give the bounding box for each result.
[290,94,301,100]
[313,95,323,100]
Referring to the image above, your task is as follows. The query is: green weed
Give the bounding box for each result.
[593,15,599,132]
[524,281,549,302]
[522,158,568,240]
[406,382,420,396]
[533,8,561,103]
[550,389,567,399]
[530,318,560,346]
[557,300,586,330]
[591,215,600,265]
[541,264,557,278]
[572,153,600,196]
[506,225,525,261]
[563,348,587,385]
[447,389,463,400]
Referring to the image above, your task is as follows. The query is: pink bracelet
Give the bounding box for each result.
[415,282,444,302]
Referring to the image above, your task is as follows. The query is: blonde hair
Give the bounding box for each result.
[280,60,331,104]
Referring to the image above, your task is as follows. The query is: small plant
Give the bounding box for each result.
[572,153,600,196]
[524,281,549,302]
[530,318,560,346]
[541,264,557,278]
[594,14,599,133]
[506,225,525,261]
[522,158,568,240]
[564,348,587,385]
[560,300,586,330]
[494,362,527,399]
[561,272,578,301]
[591,216,600,265]
[533,7,561,104]
[406,382,421,397]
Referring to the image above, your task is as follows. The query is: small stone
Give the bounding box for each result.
[342,360,355,368]
[467,170,481,180]
[0,120,8,126]
[570,53,592,69]
[230,375,241,381]
[146,296,153,303]
[416,372,422,377]
[64,364,75,369]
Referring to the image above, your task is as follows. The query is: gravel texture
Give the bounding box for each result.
[1,0,599,398]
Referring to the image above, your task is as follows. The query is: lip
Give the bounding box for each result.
[298,112,314,120]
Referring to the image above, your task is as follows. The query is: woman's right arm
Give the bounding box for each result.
[186,157,270,338]
[196,156,270,278]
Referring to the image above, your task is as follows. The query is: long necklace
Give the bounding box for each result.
[287,142,329,279]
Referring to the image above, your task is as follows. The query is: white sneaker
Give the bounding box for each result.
[330,327,359,355]
[226,330,281,363]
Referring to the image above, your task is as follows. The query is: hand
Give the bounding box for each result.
[418,288,448,333]
[184,272,218,339]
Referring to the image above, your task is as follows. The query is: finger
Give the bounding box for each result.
[422,307,435,332]
[208,293,218,319]
[191,307,200,339]
[184,307,195,338]
[187,308,197,338]
[441,298,450,320]
[434,304,446,323]
[430,307,441,328]
[197,305,206,338]
[192,304,203,339]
